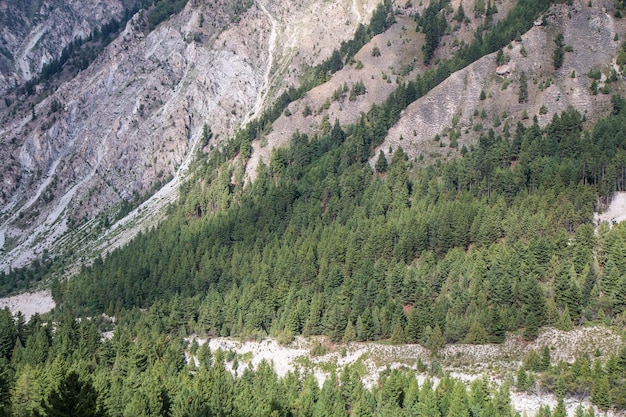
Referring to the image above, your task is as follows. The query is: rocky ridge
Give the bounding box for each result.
[242,0,623,178]
[376,0,621,164]
[196,327,623,417]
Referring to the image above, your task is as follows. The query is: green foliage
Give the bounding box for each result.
[201,124,213,146]
[591,361,611,409]
[146,0,188,31]
[541,346,551,371]
[464,320,487,344]
[375,150,388,173]
[556,306,574,331]
[516,367,531,391]
[519,71,529,103]
[454,3,466,22]
[428,324,445,354]
[553,33,565,70]
[349,80,367,101]
[39,371,103,417]
[52,101,626,357]
[6,2,626,413]
[417,0,449,65]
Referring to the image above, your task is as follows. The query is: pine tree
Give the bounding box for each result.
[464,320,488,344]
[12,365,46,417]
[493,383,512,417]
[591,360,610,410]
[357,310,374,341]
[469,377,490,415]
[540,346,551,371]
[170,385,209,417]
[418,380,441,417]
[0,310,16,360]
[447,383,470,417]
[523,311,539,341]
[545,298,559,326]
[574,404,585,417]
[552,397,566,417]
[516,367,529,391]
[375,150,388,173]
[39,371,103,417]
[486,307,506,344]
[556,306,574,331]
[405,308,422,343]
[428,324,445,355]
[454,3,466,22]
[390,320,406,344]
[591,375,610,410]
[518,71,529,103]
[197,343,213,369]
[553,33,565,70]
[343,321,356,343]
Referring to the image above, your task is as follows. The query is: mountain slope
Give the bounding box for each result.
[2,0,626,415]
[0,0,131,95]
[378,0,621,164]
[0,0,380,271]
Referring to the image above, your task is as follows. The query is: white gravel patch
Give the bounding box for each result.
[0,289,55,320]
[206,337,309,378]
[595,192,626,226]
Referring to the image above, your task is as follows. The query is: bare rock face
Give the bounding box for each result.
[0,0,381,270]
[0,1,269,268]
[0,0,129,95]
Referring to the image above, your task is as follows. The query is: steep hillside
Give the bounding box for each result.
[2,1,626,416]
[2,0,624,274]
[378,0,622,164]
[246,0,625,180]
[0,0,131,95]
[0,0,380,271]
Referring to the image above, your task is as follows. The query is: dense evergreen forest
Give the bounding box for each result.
[60,100,626,348]
[0,306,620,416]
[2,0,626,414]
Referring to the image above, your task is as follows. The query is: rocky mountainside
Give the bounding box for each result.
[0,0,131,95]
[377,0,620,165]
[0,0,379,270]
[0,0,625,273]
[246,0,623,174]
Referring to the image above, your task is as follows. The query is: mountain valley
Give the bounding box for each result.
[1,0,626,415]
